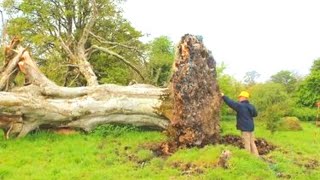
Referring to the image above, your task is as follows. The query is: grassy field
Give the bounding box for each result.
[0,120,319,180]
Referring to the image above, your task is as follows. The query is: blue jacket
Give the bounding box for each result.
[222,96,258,132]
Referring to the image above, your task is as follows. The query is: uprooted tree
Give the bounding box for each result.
[0,34,222,149]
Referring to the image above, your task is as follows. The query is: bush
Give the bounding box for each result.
[250,83,291,112]
[258,104,286,133]
[250,82,295,133]
[291,107,317,121]
[277,117,302,131]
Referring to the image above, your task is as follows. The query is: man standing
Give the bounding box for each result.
[221,91,259,156]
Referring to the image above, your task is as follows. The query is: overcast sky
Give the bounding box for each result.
[122,0,320,82]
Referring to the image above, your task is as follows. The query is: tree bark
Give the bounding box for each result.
[0,84,170,137]
[0,43,171,138]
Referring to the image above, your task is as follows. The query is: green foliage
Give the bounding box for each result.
[94,55,132,85]
[92,15,147,84]
[217,63,243,115]
[221,121,320,180]
[2,0,145,85]
[261,102,289,133]
[217,63,243,96]
[270,70,298,93]
[145,36,174,86]
[291,107,317,121]
[136,149,154,162]
[250,83,293,133]
[250,83,291,112]
[310,58,320,72]
[297,59,320,107]
[90,124,139,137]
[99,65,131,85]
[39,52,68,86]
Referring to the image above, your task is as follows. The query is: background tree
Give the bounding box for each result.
[145,36,174,86]
[243,70,260,86]
[2,0,145,86]
[270,70,298,93]
[296,59,320,107]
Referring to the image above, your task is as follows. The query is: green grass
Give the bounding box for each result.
[0,122,319,180]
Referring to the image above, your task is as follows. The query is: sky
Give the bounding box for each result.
[122,0,320,82]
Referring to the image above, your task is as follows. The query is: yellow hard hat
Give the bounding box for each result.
[238,91,250,98]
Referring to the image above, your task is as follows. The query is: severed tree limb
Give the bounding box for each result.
[57,36,76,60]
[0,46,25,90]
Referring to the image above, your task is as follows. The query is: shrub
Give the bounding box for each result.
[258,102,290,133]
[250,82,295,133]
[291,107,317,121]
[250,83,291,112]
[277,117,303,131]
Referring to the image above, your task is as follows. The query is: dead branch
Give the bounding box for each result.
[92,45,145,80]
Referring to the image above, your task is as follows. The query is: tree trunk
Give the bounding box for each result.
[0,84,170,137]
[0,43,171,138]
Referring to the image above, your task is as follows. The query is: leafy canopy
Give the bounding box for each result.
[2,0,145,85]
[270,70,298,93]
[296,59,320,107]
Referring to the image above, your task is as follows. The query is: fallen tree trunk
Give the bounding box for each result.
[0,84,170,137]
[0,40,171,138]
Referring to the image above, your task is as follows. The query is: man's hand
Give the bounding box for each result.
[220,92,224,97]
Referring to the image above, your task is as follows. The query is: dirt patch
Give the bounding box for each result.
[295,158,319,170]
[147,141,178,157]
[220,134,276,155]
[148,134,276,157]
[171,161,205,175]
[276,172,292,179]
[304,159,319,169]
